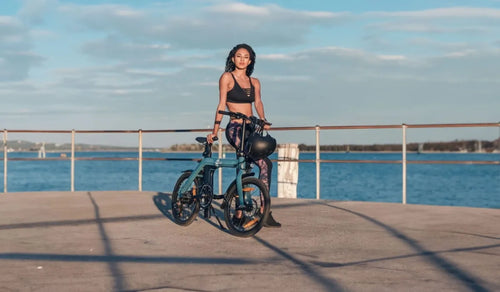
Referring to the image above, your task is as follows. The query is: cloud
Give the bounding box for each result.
[360,7,500,56]
[366,7,500,18]
[18,0,58,25]
[58,1,349,52]
[1,1,499,145]
[80,35,173,64]
[0,16,45,81]
[0,51,45,81]
[256,46,500,129]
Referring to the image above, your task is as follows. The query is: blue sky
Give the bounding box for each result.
[1,0,499,147]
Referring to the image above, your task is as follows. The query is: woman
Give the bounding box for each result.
[207,43,280,228]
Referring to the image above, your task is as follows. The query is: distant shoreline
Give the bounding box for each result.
[4,138,499,154]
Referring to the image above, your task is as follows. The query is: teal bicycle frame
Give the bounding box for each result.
[178,154,250,207]
[178,111,261,208]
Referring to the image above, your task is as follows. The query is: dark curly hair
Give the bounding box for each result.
[225,43,256,76]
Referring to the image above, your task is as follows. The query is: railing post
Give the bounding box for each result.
[138,129,143,191]
[498,122,500,152]
[402,124,407,204]
[71,130,75,192]
[315,125,321,200]
[3,130,7,193]
[217,128,223,195]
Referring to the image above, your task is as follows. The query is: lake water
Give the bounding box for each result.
[1,152,499,209]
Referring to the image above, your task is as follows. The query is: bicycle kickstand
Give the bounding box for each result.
[210,205,226,230]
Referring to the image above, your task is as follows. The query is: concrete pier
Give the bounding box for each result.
[0,191,498,291]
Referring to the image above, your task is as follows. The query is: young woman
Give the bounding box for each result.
[207,43,280,228]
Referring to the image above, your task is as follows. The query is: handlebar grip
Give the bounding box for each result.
[212,136,218,141]
[218,110,232,115]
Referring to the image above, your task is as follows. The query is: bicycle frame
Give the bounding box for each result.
[178,156,246,202]
[178,115,254,208]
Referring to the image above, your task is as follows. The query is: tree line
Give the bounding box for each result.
[297,139,500,152]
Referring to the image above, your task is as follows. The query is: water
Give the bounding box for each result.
[1,152,499,209]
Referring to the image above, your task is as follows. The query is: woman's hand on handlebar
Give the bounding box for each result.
[207,133,217,144]
[261,118,271,130]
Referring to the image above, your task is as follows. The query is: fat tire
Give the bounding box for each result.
[223,177,270,237]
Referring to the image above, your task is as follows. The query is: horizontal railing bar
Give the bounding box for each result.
[75,130,139,134]
[274,125,402,131]
[2,129,211,134]
[4,157,497,165]
[140,129,211,133]
[5,130,73,133]
[273,122,499,131]
[295,159,500,165]
[2,157,202,162]
[142,158,201,161]
[4,122,499,134]
[406,123,500,129]
[2,158,135,161]
[407,160,500,165]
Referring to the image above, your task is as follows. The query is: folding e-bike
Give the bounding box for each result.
[171,110,270,237]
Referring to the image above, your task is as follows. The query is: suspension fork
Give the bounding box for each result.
[236,156,249,207]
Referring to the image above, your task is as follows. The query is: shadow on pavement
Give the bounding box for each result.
[152,192,231,235]
[322,202,492,292]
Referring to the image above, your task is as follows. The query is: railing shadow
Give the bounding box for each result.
[321,202,492,292]
[86,191,126,292]
[253,236,346,291]
[0,214,164,231]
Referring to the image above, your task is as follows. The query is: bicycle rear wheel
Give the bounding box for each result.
[223,177,270,237]
[171,171,200,226]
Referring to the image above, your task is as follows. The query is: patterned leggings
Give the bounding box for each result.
[225,121,272,191]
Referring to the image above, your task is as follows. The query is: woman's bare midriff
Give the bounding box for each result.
[227,102,253,123]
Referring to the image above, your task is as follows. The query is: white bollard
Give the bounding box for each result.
[277,144,299,198]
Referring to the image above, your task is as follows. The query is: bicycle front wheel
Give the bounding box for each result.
[171,171,200,226]
[224,177,270,237]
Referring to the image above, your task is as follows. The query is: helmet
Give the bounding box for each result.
[246,132,277,160]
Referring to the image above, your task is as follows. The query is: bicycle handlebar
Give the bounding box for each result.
[218,110,272,126]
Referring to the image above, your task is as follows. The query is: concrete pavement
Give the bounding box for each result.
[0,191,499,291]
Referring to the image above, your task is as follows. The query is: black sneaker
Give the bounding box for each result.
[264,211,281,228]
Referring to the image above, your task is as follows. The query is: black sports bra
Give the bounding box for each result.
[226,73,255,104]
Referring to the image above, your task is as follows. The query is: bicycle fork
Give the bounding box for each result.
[235,157,254,210]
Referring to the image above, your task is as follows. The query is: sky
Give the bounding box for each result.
[1,0,499,147]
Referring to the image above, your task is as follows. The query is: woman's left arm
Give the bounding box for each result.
[253,78,270,129]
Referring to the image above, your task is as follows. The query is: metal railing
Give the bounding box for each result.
[2,122,500,203]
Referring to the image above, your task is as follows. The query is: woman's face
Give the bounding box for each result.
[232,48,251,70]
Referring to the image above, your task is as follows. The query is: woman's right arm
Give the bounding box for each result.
[207,73,229,143]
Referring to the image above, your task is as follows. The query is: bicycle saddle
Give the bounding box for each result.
[196,137,207,144]
[196,136,218,144]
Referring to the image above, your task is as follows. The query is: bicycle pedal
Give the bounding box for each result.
[243,217,259,229]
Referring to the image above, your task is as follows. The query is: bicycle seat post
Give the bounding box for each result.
[237,121,247,158]
[202,141,212,158]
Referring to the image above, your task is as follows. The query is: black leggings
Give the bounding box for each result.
[225,121,273,191]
